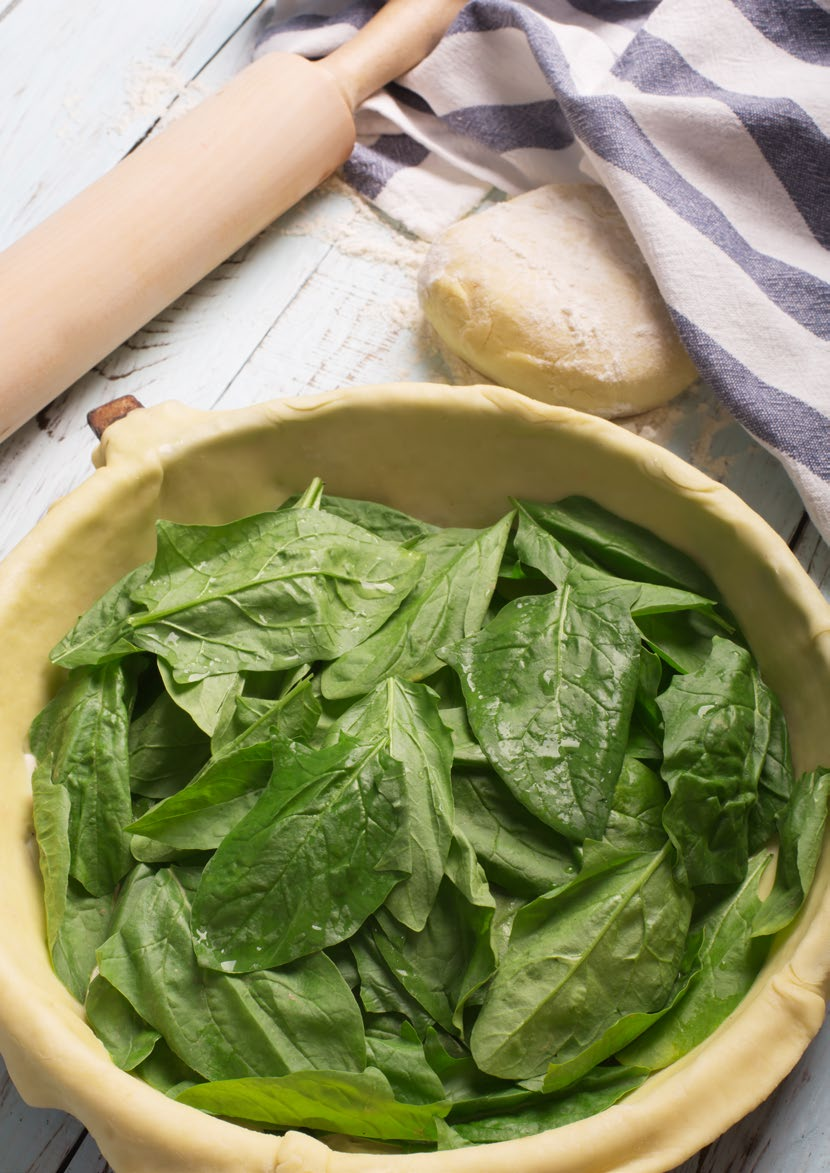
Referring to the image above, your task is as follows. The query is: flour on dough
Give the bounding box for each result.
[418,184,697,418]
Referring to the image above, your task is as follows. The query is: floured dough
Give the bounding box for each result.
[419,184,697,417]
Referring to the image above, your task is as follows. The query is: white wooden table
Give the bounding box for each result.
[1,3,828,1171]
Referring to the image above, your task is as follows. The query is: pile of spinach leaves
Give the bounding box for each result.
[29,482,830,1149]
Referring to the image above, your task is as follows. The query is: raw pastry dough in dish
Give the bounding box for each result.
[0,386,828,1173]
[419,184,697,417]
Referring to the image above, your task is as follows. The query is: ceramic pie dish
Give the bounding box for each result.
[1,383,828,1173]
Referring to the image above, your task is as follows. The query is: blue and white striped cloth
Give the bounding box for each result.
[258,1,830,542]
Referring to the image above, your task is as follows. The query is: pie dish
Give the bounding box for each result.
[1,383,828,1173]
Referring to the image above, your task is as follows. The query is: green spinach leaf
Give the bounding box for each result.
[602,757,667,855]
[749,695,795,854]
[350,931,434,1038]
[50,563,150,668]
[85,975,161,1071]
[321,516,513,700]
[126,679,320,850]
[158,661,243,736]
[366,1027,447,1105]
[129,688,210,799]
[331,678,454,932]
[177,1067,449,1142]
[636,610,726,675]
[514,497,717,597]
[98,867,366,1080]
[128,510,424,681]
[134,1039,202,1099]
[30,664,136,896]
[52,883,115,1003]
[469,844,691,1081]
[752,769,830,937]
[441,583,641,841]
[658,637,772,886]
[451,1065,648,1142]
[452,769,577,898]
[190,735,408,971]
[317,495,437,543]
[621,850,773,1070]
[127,740,277,851]
[373,833,496,1036]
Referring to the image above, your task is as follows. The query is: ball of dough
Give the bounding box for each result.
[419,184,697,418]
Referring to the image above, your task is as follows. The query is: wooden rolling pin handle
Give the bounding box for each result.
[324,0,467,108]
[87,395,145,439]
[0,53,355,442]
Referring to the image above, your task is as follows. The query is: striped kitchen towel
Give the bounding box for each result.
[258,1,830,543]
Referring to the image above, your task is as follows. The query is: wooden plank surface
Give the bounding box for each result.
[1,2,828,1172]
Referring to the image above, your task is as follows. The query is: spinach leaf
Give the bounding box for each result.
[126,680,320,850]
[350,931,434,1038]
[126,740,276,850]
[620,850,773,1070]
[422,1020,651,1131]
[602,757,667,855]
[427,668,488,766]
[128,688,210,799]
[491,892,524,964]
[128,510,424,681]
[50,563,151,668]
[52,883,115,1003]
[158,661,243,736]
[318,494,438,543]
[31,759,71,963]
[176,1067,449,1143]
[210,674,318,753]
[752,768,830,938]
[373,834,496,1036]
[97,867,366,1080]
[452,769,577,898]
[85,976,161,1071]
[438,708,488,766]
[331,678,454,932]
[33,752,114,1002]
[514,497,717,597]
[658,637,772,886]
[30,663,136,896]
[513,499,721,619]
[190,735,408,971]
[128,835,212,867]
[533,972,693,1094]
[292,477,325,511]
[422,1029,531,1119]
[451,1065,648,1142]
[636,610,726,675]
[637,643,664,700]
[134,1039,201,1099]
[321,515,513,700]
[627,647,665,762]
[469,844,691,1081]
[366,1027,447,1105]
[749,694,795,853]
[441,583,641,841]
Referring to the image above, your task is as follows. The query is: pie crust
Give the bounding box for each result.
[0,384,827,1173]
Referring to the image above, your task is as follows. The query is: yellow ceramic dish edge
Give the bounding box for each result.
[1,384,829,1173]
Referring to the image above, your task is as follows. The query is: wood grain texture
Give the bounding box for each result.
[669,1019,830,1173]
[0,0,269,246]
[795,522,830,601]
[1,1,829,1171]
[0,1062,87,1172]
[62,1133,114,1173]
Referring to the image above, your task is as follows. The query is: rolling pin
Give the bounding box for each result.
[0,0,466,442]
